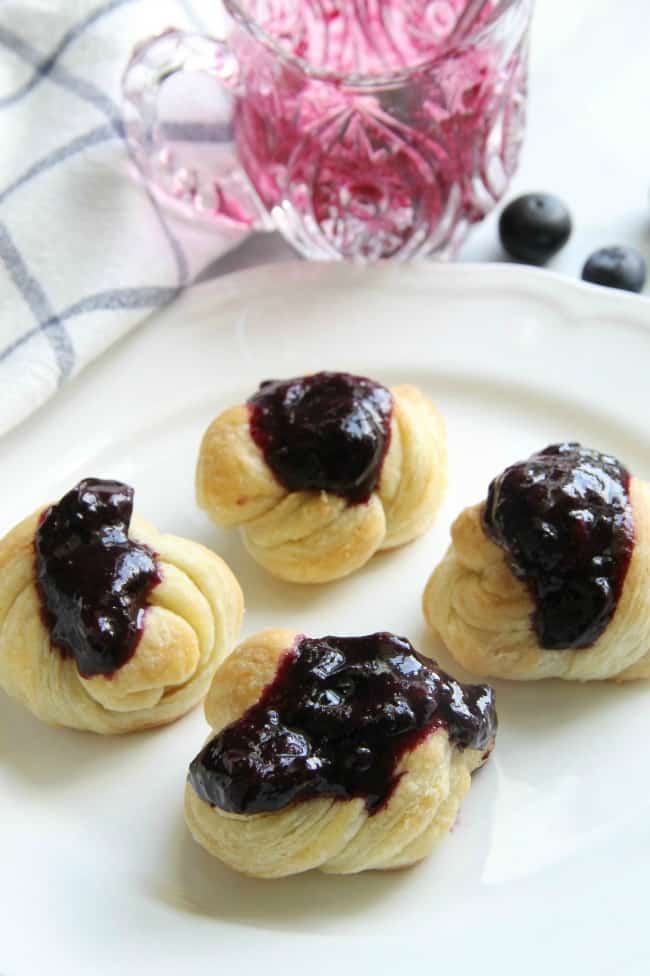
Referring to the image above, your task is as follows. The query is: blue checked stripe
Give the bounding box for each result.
[0,24,190,284]
[0,286,180,364]
[0,123,122,205]
[0,24,124,125]
[0,222,75,382]
[0,0,137,108]
[0,0,203,390]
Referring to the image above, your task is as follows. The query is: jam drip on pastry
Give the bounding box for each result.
[35,479,160,678]
[247,372,393,504]
[189,632,496,815]
[482,443,634,650]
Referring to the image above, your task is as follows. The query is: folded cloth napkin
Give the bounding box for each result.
[0,0,247,437]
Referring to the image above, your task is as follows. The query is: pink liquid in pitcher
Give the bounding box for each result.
[231,0,529,260]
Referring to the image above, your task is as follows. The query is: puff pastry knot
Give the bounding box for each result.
[0,479,243,733]
[196,372,447,583]
[185,629,496,877]
[424,443,650,682]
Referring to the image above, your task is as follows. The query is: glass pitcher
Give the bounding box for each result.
[123,0,533,261]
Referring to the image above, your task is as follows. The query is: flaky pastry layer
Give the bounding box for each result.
[423,478,650,682]
[0,508,243,732]
[184,629,487,877]
[196,385,447,583]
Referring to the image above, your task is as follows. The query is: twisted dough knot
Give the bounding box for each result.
[196,383,447,582]
[423,477,650,682]
[0,508,243,733]
[184,630,491,878]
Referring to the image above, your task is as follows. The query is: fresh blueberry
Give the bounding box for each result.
[499,193,572,264]
[581,246,647,293]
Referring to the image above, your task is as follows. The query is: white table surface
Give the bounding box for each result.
[198,0,650,288]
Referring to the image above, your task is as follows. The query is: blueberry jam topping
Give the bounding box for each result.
[188,632,496,816]
[35,479,160,678]
[482,443,634,650]
[247,372,393,504]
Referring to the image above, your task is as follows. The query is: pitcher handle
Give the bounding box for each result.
[122,28,271,229]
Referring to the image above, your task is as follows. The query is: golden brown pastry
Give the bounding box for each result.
[196,371,447,582]
[184,628,496,878]
[424,443,650,682]
[0,478,243,733]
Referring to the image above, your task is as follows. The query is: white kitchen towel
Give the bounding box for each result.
[0,0,247,437]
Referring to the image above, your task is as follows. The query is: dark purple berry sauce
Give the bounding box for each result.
[35,479,160,678]
[482,443,634,650]
[188,632,496,816]
[247,372,394,504]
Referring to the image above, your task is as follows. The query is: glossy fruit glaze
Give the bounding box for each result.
[248,372,393,503]
[482,443,634,650]
[35,479,160,678]
[189,631,497,815]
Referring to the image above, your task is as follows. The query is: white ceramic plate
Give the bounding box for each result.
[2,263,650,976]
